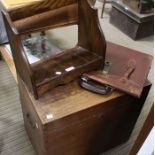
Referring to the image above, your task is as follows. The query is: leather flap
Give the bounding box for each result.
[84,42,152,97]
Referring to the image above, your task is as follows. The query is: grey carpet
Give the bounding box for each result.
[0,2,154,155]
[0,61,35,155]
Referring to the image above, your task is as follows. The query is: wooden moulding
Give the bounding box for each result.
[2,0,106,99]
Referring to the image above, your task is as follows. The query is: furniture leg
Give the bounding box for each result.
[101,0,106,18]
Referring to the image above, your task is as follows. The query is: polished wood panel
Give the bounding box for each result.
[13,4,78,33]
[12,0,76,21]
[78,0,106,59]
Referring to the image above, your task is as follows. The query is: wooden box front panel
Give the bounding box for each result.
[44,87,150,155]
[18,76,151,155]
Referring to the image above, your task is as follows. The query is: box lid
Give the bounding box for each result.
[18,74,123,125]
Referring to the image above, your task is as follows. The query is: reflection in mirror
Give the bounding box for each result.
[22,25,78,64]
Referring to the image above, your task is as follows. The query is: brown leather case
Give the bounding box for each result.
[84,42,152,97]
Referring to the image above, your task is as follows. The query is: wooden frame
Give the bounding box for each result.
[1,0,106,99]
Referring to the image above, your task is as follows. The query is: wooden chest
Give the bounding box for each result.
[110,1,154,40]
[18,75,151,155]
